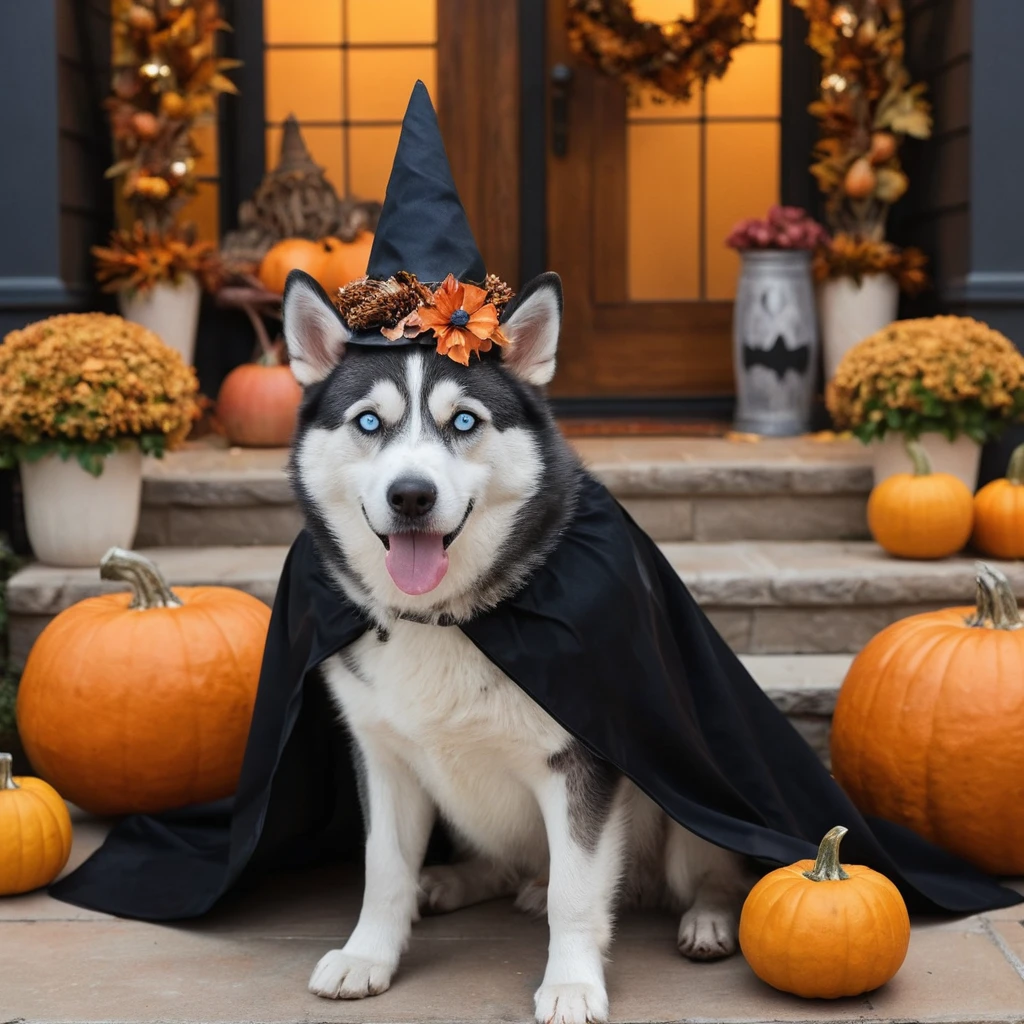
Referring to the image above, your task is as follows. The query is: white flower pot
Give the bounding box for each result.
[871,433,982,492]
[819,273,899,381]
[20,448,144,567]
[119,274,201,365]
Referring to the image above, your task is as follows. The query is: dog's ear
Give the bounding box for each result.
[499,272,562,387]
[282,270,351,386]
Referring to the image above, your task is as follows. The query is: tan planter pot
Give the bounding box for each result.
[119,274,201,365]
[818,273,899,382]
[20,448,143,567]
[871,433,982,492]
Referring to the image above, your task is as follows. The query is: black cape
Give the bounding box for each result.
[51,476,1021,919]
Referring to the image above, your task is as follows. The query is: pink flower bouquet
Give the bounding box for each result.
[726,205,829,251]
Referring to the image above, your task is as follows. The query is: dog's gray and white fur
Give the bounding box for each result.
[283,270,753,1024]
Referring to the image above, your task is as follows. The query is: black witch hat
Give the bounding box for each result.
[334,81,515,362]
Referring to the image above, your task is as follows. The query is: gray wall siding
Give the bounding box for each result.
[899,0,972,304]
[0,0,109,337]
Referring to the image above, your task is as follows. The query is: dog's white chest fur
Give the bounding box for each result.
[323,620,569,867]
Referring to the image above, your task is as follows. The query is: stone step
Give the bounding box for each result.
[136,436,874,547]
[11,539,1013,669]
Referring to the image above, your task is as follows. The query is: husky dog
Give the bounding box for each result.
[283,270,753,1024]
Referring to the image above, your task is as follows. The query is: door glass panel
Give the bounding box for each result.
[705,122,780,299]
[624,11,781,301]
[263,0,438,202]
[628,124,700,301]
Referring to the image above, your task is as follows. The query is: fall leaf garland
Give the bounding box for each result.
[567,0,761,104]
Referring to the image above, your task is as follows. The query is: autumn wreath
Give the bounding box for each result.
[567,0,761,103]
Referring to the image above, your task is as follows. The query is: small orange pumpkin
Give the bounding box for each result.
[973,442,1024,559]
[0,752,73,896]
[258,238,326,295]
[739,826,910,999]
[217,362,302,447]
[831,562,1024,874]
[17,549,270,816]
[867,439,974,558]
[316,231,374,295]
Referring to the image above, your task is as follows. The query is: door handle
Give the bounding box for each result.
[550,63,573,157]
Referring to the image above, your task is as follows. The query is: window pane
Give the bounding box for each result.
[349,125,402,201]
[347,0,436,43]
[631,0,695,21]
[347,48,437,122]
[705,43,780,118]
[705,122,779,299]
[265,49,343,123]
[265,125,345,193]
[755,0,781,40]
[264,0,343,44]
[627,123,700,301]
[184,182,219,243]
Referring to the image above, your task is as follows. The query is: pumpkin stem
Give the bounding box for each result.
[1007,443,1024,486]
[966,562,1023,631]
[904,437,932,477]
[803,826,851,882]
[0,753,18,790]
[99,547,183,610]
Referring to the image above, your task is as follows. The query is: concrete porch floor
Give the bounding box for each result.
[3,813,1024,1024]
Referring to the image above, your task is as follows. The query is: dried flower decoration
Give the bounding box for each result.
[398,275,508,366]
[726,205,828,251]
[813,232,928,295]
[335,271,515,365]
[336,272,434,333]
[93,222,221,294]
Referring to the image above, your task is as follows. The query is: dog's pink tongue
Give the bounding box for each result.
[385,533,449,595]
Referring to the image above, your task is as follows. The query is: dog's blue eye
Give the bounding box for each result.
[453,412,476,432]
[357,413,381,433]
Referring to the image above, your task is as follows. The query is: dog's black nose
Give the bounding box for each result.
[387,477,437,518]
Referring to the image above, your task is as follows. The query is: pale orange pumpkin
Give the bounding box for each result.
[316,231,374,294]
[831,562,1024,874]
[867,439,974,558]
[17,549,270,816]
[258,237,327,295]
[739,826,910,999]
[973,442,1024,559]
[217,362,302,447]
[0,752,73,896]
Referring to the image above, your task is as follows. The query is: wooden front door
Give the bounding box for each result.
[545,0,785,399]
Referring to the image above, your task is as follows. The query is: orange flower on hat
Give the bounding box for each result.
[398,273,507,365]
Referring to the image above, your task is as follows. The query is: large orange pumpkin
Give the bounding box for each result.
[17,549,271,816]
[316,231,374,294]
[739,826,910,999]
[973,442,1024,559]
[867,438,973,558]
[217,362,302,447]
[831,562,1024,874]
[0,752,73,896]
[258,238,326,295]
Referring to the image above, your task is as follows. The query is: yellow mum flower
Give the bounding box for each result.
[0,313,200,448]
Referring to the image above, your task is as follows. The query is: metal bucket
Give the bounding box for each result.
[732,250,819,436]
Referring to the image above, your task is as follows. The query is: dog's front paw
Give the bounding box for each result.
[534,982,608,1024]
[676,906,738,961]
[308,949,394,999]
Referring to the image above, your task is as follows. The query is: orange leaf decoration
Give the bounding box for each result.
[396,274,507,364]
